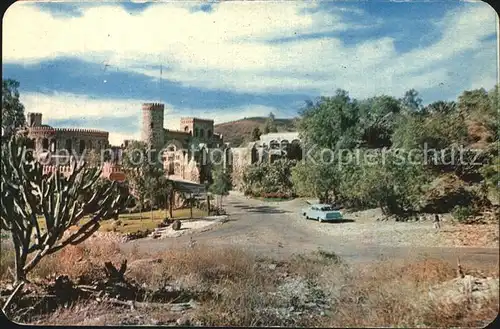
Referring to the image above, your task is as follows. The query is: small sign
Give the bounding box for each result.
[109,172,126,182]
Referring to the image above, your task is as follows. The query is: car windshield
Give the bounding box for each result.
[320,206,334,211]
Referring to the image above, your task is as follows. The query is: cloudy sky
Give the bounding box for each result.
[2,0,498,145]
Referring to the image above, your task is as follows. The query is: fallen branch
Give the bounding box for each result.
[98,297,194,311]
[2,281,25,314]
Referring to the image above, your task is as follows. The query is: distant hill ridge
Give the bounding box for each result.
[214,116,297,147]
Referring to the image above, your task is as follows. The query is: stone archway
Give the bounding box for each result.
[42,138,49,150]
[288,139,302,161]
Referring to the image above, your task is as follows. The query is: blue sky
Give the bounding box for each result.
[2,0,498,145]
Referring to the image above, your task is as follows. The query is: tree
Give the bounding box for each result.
[251,126,262,142]
[2,79,25,138]
[425,100,457,115]
[263,112,278,134]
[0,136,129,287]
[489,85,499,114]
[242,159,296,198]
[458,87,498,139]
[391,110,467,151]
[292,160,339,204]
[458,88,492,115]
[298,89,361,150]
[209,167,231,208]
[401,89,423,113]
[339,150,429,216]
[358,95,401,148]
[121,141,172,219]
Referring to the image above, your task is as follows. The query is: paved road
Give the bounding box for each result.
[125,193,499,268]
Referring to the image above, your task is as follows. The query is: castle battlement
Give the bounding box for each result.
[28,126,108,138]
[180,117,214,123]
[29,126,56,132]
[54,128,109,137]
[142,103,165,110]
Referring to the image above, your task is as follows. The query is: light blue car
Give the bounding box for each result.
[301,204,343,222]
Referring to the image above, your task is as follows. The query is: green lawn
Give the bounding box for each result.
[36,207,207,234]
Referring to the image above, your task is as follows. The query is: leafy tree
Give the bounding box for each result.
[489,84,499,114]
[0,136,129,286]
[480,154,500,196]
[242,159,296,198]
[458,87,498,140]
[251,126,262,142]
[358,95,401,148]
[458,88,492,115]
[121,141,170,218]
[425,101,457,115]
[292,160,339,204]
[209,167,232,208]
[339,150,430,216]
[2,79,25,138]
[263,112,278,134]
[391,110,467,151]
[298,89,361,150]
[400,89,423,113]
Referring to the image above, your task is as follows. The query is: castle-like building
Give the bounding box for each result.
[24,102,302,186]
[25,112,109,156]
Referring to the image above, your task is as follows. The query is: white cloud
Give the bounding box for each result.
[108,131,140,146]
[20,91,284,145]
[3,1,497,100]
[20,92,148,120]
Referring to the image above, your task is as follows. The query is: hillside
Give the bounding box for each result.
[214,117,297,147]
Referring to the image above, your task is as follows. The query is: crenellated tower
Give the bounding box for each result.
[26,112,42,127]
[141,103,165,151]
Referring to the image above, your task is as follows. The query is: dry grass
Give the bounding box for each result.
[30,240,124,282]
[2,239,498,327]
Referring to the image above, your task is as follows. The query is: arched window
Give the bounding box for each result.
[194,128,199,137]
[27,138,35,149]
[270,140,280,149]
[184,125,189,132]
[207,130,212,137]
[79,139,86,154]
[50,139,57,153]
[42,138,49,150]
[200,129,205,138]
[65,139,72,152]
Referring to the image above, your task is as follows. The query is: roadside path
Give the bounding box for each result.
[124,193,499,268]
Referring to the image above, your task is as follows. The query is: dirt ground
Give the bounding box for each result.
[124,192,499,269]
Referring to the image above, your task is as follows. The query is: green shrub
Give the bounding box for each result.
[242,159,296,198]
[451,206,477,222]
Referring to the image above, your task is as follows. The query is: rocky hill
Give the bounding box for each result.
[214,117,297,147]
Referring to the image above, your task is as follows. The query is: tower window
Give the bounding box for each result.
[65,139,72,152]
[150,123,154,129]
[79,139,86,154]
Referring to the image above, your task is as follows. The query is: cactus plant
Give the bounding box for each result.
[0,136,129,285]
